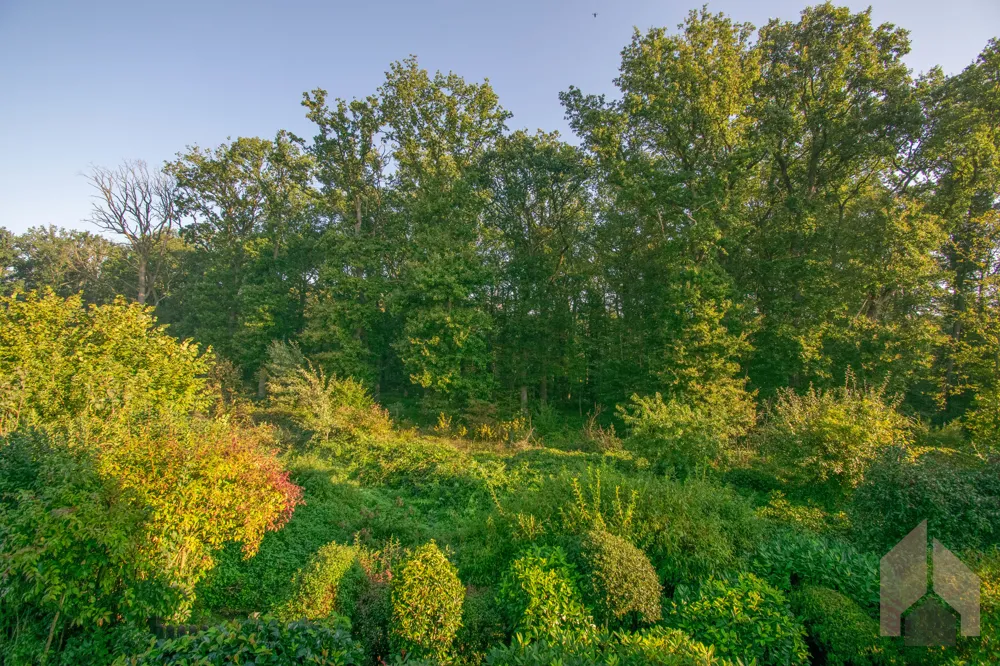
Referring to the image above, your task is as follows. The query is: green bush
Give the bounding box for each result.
[389,541,464,662]
[755,381,913,491]
[496,545,596,643]
[849,447,1000,552]
[577,529,661,628]
[748,528,880,613]
[486,467,761,591]
[265,341,392,447]
[457,587,506,664]
[339,539,406,665]
[617,384,755,475]
[668,573,808,666]
[965,385,1000,455]
[129,615,362,665]
[485,627,734,665]
[277,541,358,621]
[791,586,901,665]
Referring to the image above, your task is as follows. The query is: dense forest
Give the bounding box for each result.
[1,3,999,665]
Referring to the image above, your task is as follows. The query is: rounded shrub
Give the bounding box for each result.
[791,586,901,665]
[389,541,464,662]
[133,615,362,665]
[755,381,913,491]
[276,541,357,622]
[668,573,808,666]
[496,545,596,643]
[577,529,661,627]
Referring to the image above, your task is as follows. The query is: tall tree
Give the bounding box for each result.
[562,9,757,409]
[85,159,177,305]
[165,132,315,378]
[478,131,594,410]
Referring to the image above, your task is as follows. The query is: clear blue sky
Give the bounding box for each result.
[1,0,997,233]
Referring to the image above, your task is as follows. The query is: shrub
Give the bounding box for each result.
[129,615,363,665]
[791,586,901,665]
[496,545,596,643]
[965,385,1000,455]
[755,380,913,491]
[485,627,734,666]
[748,528,880,612]
[488,467,761,591]
[456,587,507,664]
[277,541,358,622]
[0,417,301,657]
[668,573,808,666]
[577,529,661,627]
[265,341,392,447]
[339,539,406,665]
[617,384,755,476]
[389,541,464,662]
[0,291,213,435]
[848,447,1000,552]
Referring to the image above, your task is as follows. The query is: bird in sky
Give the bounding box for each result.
[593,12,598,18]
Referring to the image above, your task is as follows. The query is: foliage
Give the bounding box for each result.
[0,416,302,655]
[496,545,596,643]
[617,384,755,475]
[668,573,809,666]
[338,539,406,665]
[576,529,661,628]
[848,446,1000,552]
[388,541,464,662]
[755,491,850,536]
[265,341,392,446]
[277,541,358,622]
[0,290,212,434]
[456,587,506,664]
[128,615,362,665]
[964,384,1000,456]
[791,586,901,666]
[485,627,736,666]
[748,527,880,612]
[485,467,761,591]
[755,381,914,490]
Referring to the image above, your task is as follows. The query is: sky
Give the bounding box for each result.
[0,0,997,234]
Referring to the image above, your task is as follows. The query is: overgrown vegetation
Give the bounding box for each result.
[2,3,999,664]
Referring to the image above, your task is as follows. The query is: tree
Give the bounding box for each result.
[562,9,756,407]
[477,131,594,410]
[85,159,178,305]
[1,226,120,303]
[165,132,315,380]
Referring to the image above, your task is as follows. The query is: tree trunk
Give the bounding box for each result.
[520,385,528,413]
[137,257,147,305]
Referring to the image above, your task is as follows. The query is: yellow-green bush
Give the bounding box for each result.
[755,381,913,490]
[496,545,596,643]
[668,573,808,666]
[577,529,661,628]
[389,541,464,661]
[617,383,755,476]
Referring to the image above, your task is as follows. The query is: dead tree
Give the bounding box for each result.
[85,159,177,305]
